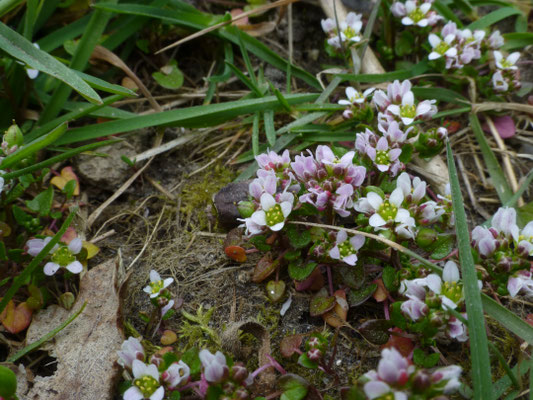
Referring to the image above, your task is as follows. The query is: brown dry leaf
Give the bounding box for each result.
[50,166,80,196]
[23,258,123,400]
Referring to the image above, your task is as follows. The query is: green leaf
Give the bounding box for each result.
[412,87,468,104]
[309,289,336,317]
[0,365,17,398]
[433,0,463,26]
[286,225,311,249]
[382,266,399,291]
[348,284,377,307]
[470,114,512,204]
[180,347,202,376]
[26,186,54,216]
[467,7,523,31]
[297,353,318,369]
[0,22,101,104]
[249,235,271,251]
[252,111,260,156]
[279,375,309,400]
[446,140,493,398]
[152,59,184,89]
[429,234,455,260]
[76,70,137,97]
[481,295,533,345]
[502,32,533,51]
[288,262,317,281]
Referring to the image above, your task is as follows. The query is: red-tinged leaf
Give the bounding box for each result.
[373,279,388,303]
[323,289,348,328]
[382,328,415,357]
[50,166,80,195]
[280,334,304,358]
[266,280,286,302]
[483,115,516,139]
[310,288,336,317]
[0,300,33,334]
[294,268,324,291]
[525,314,533,327]
[230,8,249,26]
[225,245,247,263]
[252,253,278,282]
[444,120,461,134]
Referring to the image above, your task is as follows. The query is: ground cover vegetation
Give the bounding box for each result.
[0,0,532,399]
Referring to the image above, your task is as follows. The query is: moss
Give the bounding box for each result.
[179,163,235,230]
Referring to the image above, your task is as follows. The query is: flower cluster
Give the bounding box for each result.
[428,22,489,69]
[118,337,190,400]
[491,50,521,93]
[118,340,255,400]
[358,347,461,399]
[471,207,533,298]
[355,172,448,240]
[321,12,363,50]
[397,261,469,342]
[391,0,442,27]
[26,235,84,276]
[143,270,175,317]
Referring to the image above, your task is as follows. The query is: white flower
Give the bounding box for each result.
[494,51,520,70]
[329,230,365,265]
[418,261,462,310]
[161,361,190,388]
[492,70,509,92]
[199,349,228,383]
[118,337,145,369]
[431,365,462,393]
[123,360,164,400]
[321,12,363,49]
[43,238,83,276]
[401,1,433,27]
[366,137,402,172]
[428,33,457,60]
[250,192,293,232]
[339,86,375,106]
[507,270,533,298]
[401,297,428,321]
[447,315,468,342]
[488,30,504,49]
[143,270,174,299]
[492,207,519,241]
[387,91,435,125]
[26,236,58,257]
[518,221,533,256]
[396,172,426,203]
[161,300,174,317]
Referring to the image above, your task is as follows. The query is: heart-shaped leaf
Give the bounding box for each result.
[152,60,184,89]
[323,289,348,328]
[0,299,32,334]
[288,261,317,281]
[266,280,286,302]
[309,288,336,317]
[50,166,80,196]
[225,245,247,263]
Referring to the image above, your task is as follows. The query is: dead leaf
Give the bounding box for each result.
[0,300,32,334]
[323,290,348,328]
[50,166,80,196]
[372,279,388,303]
[24,258,123,400]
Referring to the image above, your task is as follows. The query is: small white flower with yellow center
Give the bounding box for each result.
[428,33,457,60]
[420,261,463,310]
[123,360,164,400]
[329,230,365,265]
[43,238,83,276]
[493,51,520,70]
[250,191,294,232]
[143,270,174,299]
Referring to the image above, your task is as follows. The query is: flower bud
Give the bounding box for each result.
[59,292,76,310]
[307,336,320,349]
[150,354,164,367]
[343,109,353,119]
[317,167,328,180]
[307,348,322,361]
[231,363,249,383]
[234,388,250,399]
[430,310,445,326]
[237,201,255,218]
[3,122,23,148]
[412,370,431,393]
[157,297,169,307]
[416,228,437,249]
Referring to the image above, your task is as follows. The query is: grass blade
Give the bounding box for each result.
[446,140,493,399]
[337,61,428,83]
[467,7,523,31]
[252,112,260,155]
[92,3,320,89]
[470,114,513,204]
[75,70,137,97]
[39,0,117,124]
[433,0,463,26]
[55,93,318,145]
[7,302,87,362]
[481,295,533,344]
[264,110,276,146]
[0,22,101,104]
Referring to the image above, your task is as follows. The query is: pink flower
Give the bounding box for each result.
[199,350,228,383]
[507,270,533,298]
[117,337,145,369]
[401,298,428,321]
[161,361,190,388]
[366,137,402,173]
